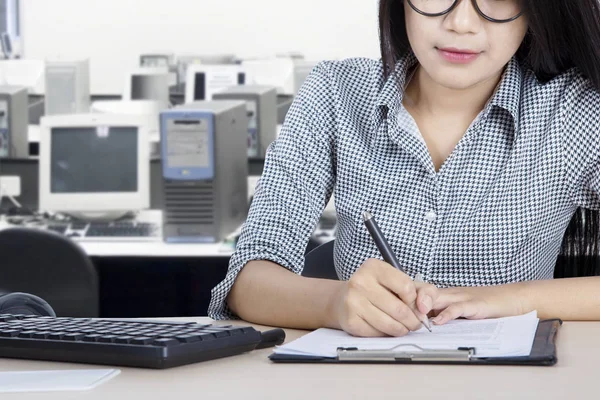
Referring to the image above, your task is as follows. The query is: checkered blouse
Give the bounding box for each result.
[208,51,600,320]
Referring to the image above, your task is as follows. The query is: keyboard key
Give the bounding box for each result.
[131,337,153,345]
[175,335,201,343]
[83,334,103,342]
[63,333,86,341]
[98,335,117,343]
[115,336,133,344]
[0,329,20,337]
[47,332,67,340]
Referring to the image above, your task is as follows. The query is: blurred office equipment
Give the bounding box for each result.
[90,99,164,153]
[1,32,14,59]
[140,53,174,68]
[175,53,237,86]
[213,85,277,159]
[38,113,150,221]
[0,59,44,94]
[140,53,177,87]
[44,58,90,115]
[122,67,170,111]
[240,57,295,95]
[294,60,318,94]
[0,85,28,158]
[160,101,248,243]
[0,227,99,317]
[184,64,248,103]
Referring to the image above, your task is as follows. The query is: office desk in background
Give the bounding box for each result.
[0,318,598,400]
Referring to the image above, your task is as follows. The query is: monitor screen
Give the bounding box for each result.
[50,126,138,193]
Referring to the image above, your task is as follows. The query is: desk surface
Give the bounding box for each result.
[0,318,597,400]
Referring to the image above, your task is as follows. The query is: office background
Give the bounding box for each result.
[1,0,366,319]
[20,0,380,95]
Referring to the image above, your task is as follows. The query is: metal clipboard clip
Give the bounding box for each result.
[336,344,475,362]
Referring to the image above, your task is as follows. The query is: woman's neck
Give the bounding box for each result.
[403,65,503,120]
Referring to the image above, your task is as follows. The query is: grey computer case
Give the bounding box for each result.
[0,85,28,158]
[213,85,277,159]
[160,101,249,243]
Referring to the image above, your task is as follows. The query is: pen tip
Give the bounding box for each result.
[423,320,432,332]
[362,211,373,221]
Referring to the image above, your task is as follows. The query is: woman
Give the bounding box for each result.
[209,0,600,337]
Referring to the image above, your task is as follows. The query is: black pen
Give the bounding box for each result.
[362,211,432,332]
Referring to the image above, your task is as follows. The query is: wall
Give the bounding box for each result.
[21,0,381,95]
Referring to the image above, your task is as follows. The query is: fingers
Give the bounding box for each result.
[431,301,484,326]
[371,261,418,305]
[359,302,411,337]
[415,282,438,316]
[343,315,387,338]
[367,284,422,332]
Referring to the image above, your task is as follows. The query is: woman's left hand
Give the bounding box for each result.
[429,284,527,326]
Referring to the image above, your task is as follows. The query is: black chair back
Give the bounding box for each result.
[302,239,337,280]
[0,227,99,317]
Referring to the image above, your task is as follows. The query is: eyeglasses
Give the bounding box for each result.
[407,0,524,23]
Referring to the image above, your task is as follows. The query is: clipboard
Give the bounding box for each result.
[269,319,562,366]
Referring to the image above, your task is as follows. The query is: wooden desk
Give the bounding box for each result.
[0,318,598,400]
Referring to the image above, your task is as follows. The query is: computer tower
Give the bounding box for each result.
[44,59,90,115]
[213,85,277,159]
[0,85,28,158]
[159,101,249,243]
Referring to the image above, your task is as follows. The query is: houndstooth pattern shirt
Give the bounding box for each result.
[208,51,600,320]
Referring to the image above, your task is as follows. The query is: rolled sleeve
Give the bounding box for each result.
[208,62,337,320]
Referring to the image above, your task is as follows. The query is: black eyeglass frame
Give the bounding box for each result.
[406,0,524,23]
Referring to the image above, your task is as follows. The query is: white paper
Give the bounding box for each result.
[0,369,120,393]
[274,311,539,358]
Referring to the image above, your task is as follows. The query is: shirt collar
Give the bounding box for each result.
[374,52,523,134]
[487,56,523,135]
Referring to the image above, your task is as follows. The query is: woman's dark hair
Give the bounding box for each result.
[378,0,600,277]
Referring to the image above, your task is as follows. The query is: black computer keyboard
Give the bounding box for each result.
[0,314,285,369]
[84,222,159,237]
[43,221,160,238]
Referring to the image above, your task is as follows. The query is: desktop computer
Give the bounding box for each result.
[175,54,237,86]
[184,64,248,103]
[213,85,277,159]
[159,101,249,243]
[0,85,28,158]
[44,59,90,115]
[122,67,170,110]
[38,113,150,221]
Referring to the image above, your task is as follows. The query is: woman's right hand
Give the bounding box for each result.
[327,258,438,337]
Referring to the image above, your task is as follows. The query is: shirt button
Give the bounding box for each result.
[425,211,437,222]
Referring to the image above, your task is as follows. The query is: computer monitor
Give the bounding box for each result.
[39,113,150,221]
[122,68,169,109]
[184,64,248,103]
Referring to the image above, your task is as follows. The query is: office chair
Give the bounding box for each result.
[302,239,338,280]
[0,227,99,317]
